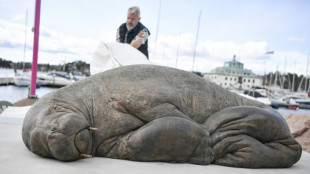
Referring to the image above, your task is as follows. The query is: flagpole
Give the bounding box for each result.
[29,0,41,98]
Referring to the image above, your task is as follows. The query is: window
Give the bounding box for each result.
[225,77,228,80]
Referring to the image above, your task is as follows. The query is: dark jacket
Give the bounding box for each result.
[118,22,150,58]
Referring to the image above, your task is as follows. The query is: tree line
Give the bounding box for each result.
[0,57,90,76]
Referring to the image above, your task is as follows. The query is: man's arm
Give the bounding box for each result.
[116,29,121,42]
[130,29,149,48]
[130,40,142,48]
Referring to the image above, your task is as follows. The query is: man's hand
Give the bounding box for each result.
[130,40,142,48]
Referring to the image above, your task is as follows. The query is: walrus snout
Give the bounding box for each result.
[29,113,90,161]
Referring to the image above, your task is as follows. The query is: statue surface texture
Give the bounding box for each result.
[22,65,302,168]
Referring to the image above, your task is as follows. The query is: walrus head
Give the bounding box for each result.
[22,108,93,161]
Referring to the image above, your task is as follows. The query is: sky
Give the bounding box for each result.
[0,0,309,76]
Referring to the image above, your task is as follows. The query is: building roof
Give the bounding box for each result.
[208,55,257,77]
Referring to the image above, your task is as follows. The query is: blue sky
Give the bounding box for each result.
[0,0,309,75]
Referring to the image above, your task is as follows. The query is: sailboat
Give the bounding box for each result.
[286,53,310,109]
[14,10,33,87]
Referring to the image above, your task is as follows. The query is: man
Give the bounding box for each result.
[116,6,150,59]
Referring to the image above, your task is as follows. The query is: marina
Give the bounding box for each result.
[2,67,310,114]
[204,56,310,111]
[0,68,87,104]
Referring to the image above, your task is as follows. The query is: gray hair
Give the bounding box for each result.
[128,6,140,17]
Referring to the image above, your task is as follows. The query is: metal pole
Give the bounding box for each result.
[305,52,309,92]
[29,0,41,98]
[23,10,28,69]
[292,60,296,92]
[192,11,201,72]
[175,33,180,68]
[274,64,278,87]
[154,0,161,60]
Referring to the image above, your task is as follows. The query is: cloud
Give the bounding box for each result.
[0,19,28,47]
[13,13,25,21]
[148,33,272,74]
[0,19,99,64]
[288,36,306,43]
[0,40,22,48]
[1,19,309,76]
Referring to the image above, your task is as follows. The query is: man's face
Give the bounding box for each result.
[126,12,140,30]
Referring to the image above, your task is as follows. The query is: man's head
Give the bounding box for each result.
[126,6,141,31]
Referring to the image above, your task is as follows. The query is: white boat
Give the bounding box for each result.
[37,71,76,87]
[269,97,299,109]
[13,71,32,87]
[230,88,271,106]
[14,70,76,87]
[283,93,310,109]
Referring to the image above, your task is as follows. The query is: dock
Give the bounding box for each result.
[0,77,14,85]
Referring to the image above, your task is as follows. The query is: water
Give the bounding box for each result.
[2,86,310,115]
[277,107,310,115]
[0,68,58,103]
[0,85,58,103]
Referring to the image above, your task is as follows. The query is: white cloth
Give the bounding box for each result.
[90,42,153,75]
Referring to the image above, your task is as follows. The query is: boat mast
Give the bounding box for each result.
[175,33,180,68]
[192,11,201,72]
[29,0,41,98]
[284,57,289,89]
[274,64,278,87]
[306,52,309,92]
[23,10,28,70]
[154,0,161,61]
[292,60,296,92]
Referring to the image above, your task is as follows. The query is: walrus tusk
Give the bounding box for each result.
[80,154,92,158]
[88,127,98,131]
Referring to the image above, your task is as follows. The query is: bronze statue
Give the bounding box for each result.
[22,65,302,168]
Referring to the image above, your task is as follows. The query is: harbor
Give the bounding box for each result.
[0,67,87,104]
[204,56,310,111]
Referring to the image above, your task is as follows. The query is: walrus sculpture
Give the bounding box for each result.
[22,65,302,168]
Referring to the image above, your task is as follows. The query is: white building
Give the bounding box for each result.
[204,55,262,90]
